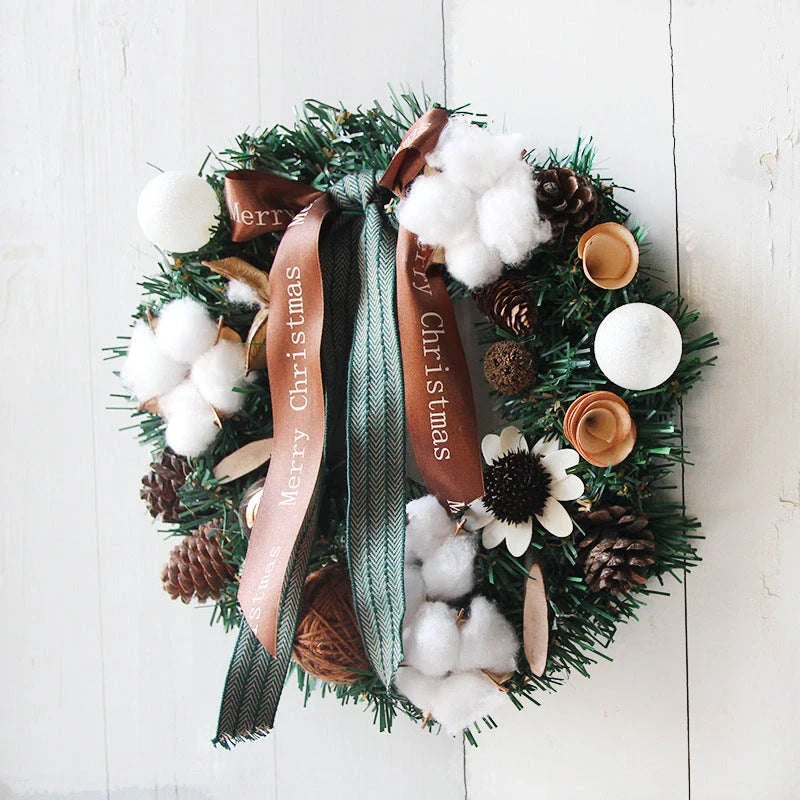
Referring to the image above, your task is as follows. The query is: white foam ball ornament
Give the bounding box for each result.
[137,171,219,253]
[594,302,683,391]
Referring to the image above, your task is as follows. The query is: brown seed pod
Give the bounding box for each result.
[483,340,535,395]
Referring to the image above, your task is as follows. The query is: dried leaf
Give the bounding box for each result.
[203,257,271,305]
[244,306,270,373]
[213,438,274,484]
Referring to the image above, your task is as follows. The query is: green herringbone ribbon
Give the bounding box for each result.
[329,172,407,688]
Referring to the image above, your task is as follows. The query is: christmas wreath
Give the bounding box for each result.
[110,90,717,746]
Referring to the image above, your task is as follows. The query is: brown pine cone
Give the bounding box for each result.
[535,167,598,242]
[473,273,538,336]
[161,521,236,604]
[577,506,655,594]
[141,450,191,523]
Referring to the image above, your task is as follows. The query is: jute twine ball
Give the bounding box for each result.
[483,340,535,395]
[292,563,371,684]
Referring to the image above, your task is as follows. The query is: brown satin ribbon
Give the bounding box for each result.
[236,194,332,656]
[235,110,485,658]
[225,170,323,242]
[380,109,485,510]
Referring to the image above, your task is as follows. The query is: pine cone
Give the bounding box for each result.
[535,167,598,242]
[474,274,538,336]
[161,521,236,603]
[577,506,655,594]
[141,450,191,523]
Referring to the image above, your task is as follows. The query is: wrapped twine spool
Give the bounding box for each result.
[292,563,371,684]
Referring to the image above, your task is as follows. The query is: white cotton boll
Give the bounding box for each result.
[405,495,456,564]
[190,340,248,416]
[458,596,519,675]
[120,320,187,402]
[397,172,476,247]
[403,602,461,677]
[226,279,261,308]
[476,161,552,264]
[421,534,477,601]
[428,118,526,194]
[429,671,506,736]
[393,666,441,713]
[404,564,426,622]
[444,234,504,289]
[160,381,220,457]
[154,297,219,364]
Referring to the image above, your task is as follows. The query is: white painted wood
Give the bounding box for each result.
[4,0,800,797]
[446,2,692,798]
[672,2,800,797]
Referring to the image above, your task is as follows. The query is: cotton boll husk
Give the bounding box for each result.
[120,320,186,402]
[402,602,461,677]
[403,564,426,622]
[458,595,519,674]
[476,162,552,264]
[226,279,261,308]
[190,340,248,416]
[405,495,456,563]
[397,172,476,247]
[444,234,504,289]
[154,297,219,364]
[427,118,527,194]
[160,381,220,457]
[393,666,441,714]
[430,671,506,736]
[421,534,477,601]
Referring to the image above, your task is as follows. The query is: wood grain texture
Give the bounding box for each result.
[673,2,800,797]
[446,1,691,798]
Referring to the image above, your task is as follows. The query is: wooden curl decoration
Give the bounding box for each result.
[292,563,371,684]
[564,390,636,467]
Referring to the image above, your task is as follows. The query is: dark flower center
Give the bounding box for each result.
[483,450,551,524]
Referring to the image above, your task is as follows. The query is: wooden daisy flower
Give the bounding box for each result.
[467,426,584,556]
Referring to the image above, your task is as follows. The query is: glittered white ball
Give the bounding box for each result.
[137,171,219,253]
[594,302,682,390]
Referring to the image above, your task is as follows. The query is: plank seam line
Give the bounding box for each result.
[668,2,692,798]
[76,25,112,800]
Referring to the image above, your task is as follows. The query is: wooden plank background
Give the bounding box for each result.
[1,1,797,798]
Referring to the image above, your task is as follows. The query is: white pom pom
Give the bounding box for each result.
[397,172,476,247]
[403,602,460,677]
[154,297,219,364]
[404,564,426,622]
[458,596,519,674]
[226,279,261,308]
[120,320,186,402]
[421,534,477,601]
[430,671,505,736]
[190,340,248,416]
[160,381,219,457]
[405,495,456,564]
[393,666,441,713]
[476,162,552,264]
[428,118,526,194]
[444,234,504,289]
[137,171,219,253]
